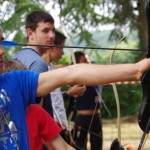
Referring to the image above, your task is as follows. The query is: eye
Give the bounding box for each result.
[42,28,49,33]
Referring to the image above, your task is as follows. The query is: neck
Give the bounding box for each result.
[26,43,44,56]
[45,57,51,65]
[27,38,46,55]
[42,50,52,65]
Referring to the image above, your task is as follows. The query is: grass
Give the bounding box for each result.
[69,115,150,150]
[102,115,150,150]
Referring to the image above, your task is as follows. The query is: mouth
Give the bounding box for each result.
[46,41,53,45]
[0,60,3,67]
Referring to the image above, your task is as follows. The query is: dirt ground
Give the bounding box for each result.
[86,115,150,150]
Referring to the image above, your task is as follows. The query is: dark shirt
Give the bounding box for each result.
[76,86,100,110]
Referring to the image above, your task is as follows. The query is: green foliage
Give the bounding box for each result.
[101,84,142,119]
[56,0,146,52]
[53,54,71,65]
[1,0,146,56]
[1,0,46,55]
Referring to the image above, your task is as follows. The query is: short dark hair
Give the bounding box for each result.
[54,30,66,45]
[74,51,85,63]
[3,60,27,72]
[26,10,54,31]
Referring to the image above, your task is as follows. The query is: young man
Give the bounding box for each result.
[1,26,150,149]
[42,31,85,145]
[42,31,68,129]
[71,51,103,150]
[13,10,54,117]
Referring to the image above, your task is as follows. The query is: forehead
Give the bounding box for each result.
[36,21,54,29]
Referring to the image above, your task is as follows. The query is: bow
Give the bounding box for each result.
[109,36,126,150]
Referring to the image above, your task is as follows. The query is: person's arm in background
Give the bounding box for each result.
[63,85,86,100]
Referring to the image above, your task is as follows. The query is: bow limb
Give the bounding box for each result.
[59,15,76,124]
[95,87,112,117]
[109,36,126,146]
[62,31,101,149]
[67,49,77,126]
[83,86,112,149]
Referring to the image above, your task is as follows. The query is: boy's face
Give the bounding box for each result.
[79,54,90,64]
[27,21,55,51]
[0,29,4,73]
[51,41,64,62]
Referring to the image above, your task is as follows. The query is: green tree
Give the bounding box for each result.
[1,0,48,55]
[1,0,147,55]
[56,0,147,54]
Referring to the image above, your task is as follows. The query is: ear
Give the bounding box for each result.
[26,28,34,39]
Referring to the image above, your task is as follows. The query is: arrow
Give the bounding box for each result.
[1,40,147,52]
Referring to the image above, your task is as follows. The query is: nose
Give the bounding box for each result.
[0,46,4,56]
[49,31,55,39]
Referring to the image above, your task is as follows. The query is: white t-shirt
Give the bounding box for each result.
[48,65,68,129]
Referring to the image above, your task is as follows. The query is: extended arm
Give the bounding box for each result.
[37,58,150,97]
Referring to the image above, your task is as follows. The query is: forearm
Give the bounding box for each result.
[37,59,150,96]
[67,63,139,85]
[43,135,75,150]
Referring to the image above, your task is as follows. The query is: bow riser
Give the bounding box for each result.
[138,0,150,132]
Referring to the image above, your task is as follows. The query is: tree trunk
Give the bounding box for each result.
[137,0,147,53]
